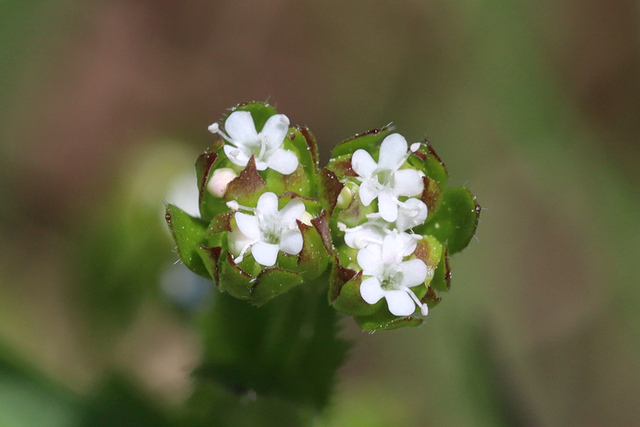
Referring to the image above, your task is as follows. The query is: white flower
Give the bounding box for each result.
[339,219,419,253]
[358,234,429,316]
[351,133,423,222]
[228,192,306,267]
[208,111,299,175]
[206,167,238,198]
[366,197,428,231]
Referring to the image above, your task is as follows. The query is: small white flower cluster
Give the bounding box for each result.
[209,111,299,175]
[208,111,309,267]
[227,192,310,267]
[341,134,430,317]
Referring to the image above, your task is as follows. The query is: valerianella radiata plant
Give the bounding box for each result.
[164,102,479,423]
[166,101,479,331]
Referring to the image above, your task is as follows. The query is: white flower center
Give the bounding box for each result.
[226,192,306,267]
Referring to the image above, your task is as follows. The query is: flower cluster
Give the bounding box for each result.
[339,134,430,316]
[166,102,330,306]
[166,102,480,331]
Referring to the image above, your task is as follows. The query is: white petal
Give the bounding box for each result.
[393,169,423,197]
[252,241,279,266]
[398,232,418,256]
[351,149,377,179]
[266,148,299,175]
[279,198,306,224]
[357,244,383,275]
[381,234,405,264]
[224,111,259,145]
[228,228,254,256]
[256,192,279,216]
[260,114,290,149]
[378,191,399,222]
[279,229,303,255]
[254,159,269,171]
[344,224,384,249]
[358,182,378,207]
[224,111,258,145]
[378,134,408,171]
[384,290,416,316]
[396,199,428,231]
[399,259,428,288]
[234,212,261,240]
[360,277,385,305]
[223,144,250,167]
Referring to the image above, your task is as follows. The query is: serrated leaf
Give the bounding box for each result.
[165,204,209,277]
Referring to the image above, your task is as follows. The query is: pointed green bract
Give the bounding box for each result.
[165,203,209,277]
[421,187,481,254]
[330,125,393,158]
[252,268,305,307]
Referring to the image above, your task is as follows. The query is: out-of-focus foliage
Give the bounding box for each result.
[1,0,639,426]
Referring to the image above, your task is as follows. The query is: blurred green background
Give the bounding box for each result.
[1,1,639,426]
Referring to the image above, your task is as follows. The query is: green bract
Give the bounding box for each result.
[166,102,479,331]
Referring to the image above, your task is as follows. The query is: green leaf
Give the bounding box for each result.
[196,148,231,222]
[264,163,311,197]
[429,247,451,293]
[329,269,380,317]
[251,268,305,307]
[227,101,279,132]
[217,254,255,300]
[196,245,222,286]
[297,221,331,282]
[330,125,393,158]
[165,204,209,277]
[414,235,444,281]
[354,310,423,332]
[408,140,449,186]
[193,278,349,419]
[78,374,178,427]
[421,176,444,220]
[420,187,480,254]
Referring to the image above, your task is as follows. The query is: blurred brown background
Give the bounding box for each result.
[1,1,639,425]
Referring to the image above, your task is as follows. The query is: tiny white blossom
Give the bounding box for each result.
[366,197,428,231]
[358,234,429,316]
[207,168,238,198]
[351,133,423,222]
[339,219,419,252]
[228,192,307,267]
[209,111,298,175]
